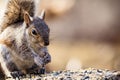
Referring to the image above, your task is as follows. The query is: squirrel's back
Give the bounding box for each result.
[0,0,35,33]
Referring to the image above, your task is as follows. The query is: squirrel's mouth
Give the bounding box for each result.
[39,42,45,47]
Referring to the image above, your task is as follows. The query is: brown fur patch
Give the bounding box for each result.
[0,39,13,47]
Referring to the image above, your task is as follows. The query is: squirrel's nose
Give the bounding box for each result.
[43,36,49,46]
[44,41,49,46]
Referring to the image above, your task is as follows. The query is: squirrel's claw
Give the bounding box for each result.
[39,67,45,74]
[32,68,45,75]
[11,71,25,79]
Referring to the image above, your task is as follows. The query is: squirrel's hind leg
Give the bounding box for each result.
[0,44,25,79]
[0,44,12,78]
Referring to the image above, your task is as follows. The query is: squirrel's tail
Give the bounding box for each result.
[0,0,35,33]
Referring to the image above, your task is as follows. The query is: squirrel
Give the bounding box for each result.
[0,0,51,79]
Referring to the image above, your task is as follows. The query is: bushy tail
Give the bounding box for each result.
[0,0,35,33]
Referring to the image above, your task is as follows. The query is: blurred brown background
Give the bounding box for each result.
[1,0,120,71]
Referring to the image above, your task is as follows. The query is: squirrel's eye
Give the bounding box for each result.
[32,29,37,35]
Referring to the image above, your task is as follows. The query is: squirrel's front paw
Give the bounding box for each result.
[44,52,51,64]
[34,56,44,67]
[11,71,25,78]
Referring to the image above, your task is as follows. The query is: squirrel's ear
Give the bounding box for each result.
[39,10,45,20]
[24,12,33,27]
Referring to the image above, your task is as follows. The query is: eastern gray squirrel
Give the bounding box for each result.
[0,0,51,79]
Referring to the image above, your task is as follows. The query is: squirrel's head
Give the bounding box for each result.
[24,10,50,47]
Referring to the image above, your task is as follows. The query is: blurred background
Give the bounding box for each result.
[1,0,120,71]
